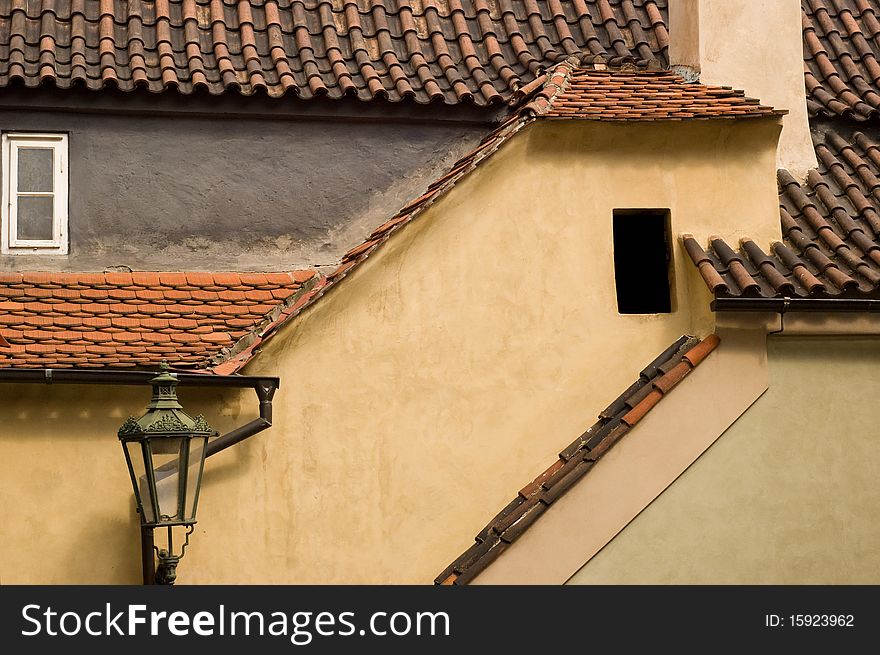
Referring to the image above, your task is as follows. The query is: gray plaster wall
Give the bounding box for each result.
[0,109,486,272]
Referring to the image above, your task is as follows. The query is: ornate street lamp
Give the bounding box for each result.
[118,363,218,584]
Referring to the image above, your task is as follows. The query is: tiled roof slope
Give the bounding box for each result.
[803,0,880,120]
[434,333,720,585]
[210,61,776,374]
[524,68,782,120]
[684,128,880,300]
[0,0,669,105]
[0,271,316,368]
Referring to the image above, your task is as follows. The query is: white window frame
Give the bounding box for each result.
[1,132,68,255]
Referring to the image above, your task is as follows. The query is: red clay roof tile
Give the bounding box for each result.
[621,388,664,427]
[803,0,880,120]
[683,334,721,367]
[0,2,673,106]
[652,361,692,395]
[524,67,782,121]
[518,458,566,499]
[0,271,312,370]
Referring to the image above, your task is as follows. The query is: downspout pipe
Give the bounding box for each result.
[712,297,880,312]
[141,525,155,585]
[205,379,276,457]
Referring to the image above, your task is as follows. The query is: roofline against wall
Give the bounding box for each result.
[0,88,505,126]
[712,297,880,312]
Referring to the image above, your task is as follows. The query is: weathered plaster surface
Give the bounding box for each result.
[210,118,776,584]
[0,109,485,271]
[569,336,880,584]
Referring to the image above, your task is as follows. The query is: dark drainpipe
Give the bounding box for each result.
[205,379,276,457]
[141,525,156,585]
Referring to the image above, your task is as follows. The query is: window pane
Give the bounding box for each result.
[17,148,54,193]
[16,196,54,241]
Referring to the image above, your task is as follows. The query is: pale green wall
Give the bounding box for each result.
[568,336,880,584]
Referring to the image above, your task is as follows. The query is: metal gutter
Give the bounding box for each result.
[0,367,279,458]
[712,297,880,312]
[0,367,278,389]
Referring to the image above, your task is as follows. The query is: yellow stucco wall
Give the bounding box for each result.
[669,0,816,176]
[568,336,880,584]
[0,117,781,583]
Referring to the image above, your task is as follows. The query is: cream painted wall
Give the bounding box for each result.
[568,336,880,584]
[669,0,817,178]
[0,117,782,583]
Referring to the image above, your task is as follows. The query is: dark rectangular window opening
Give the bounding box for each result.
[612,209,673,314]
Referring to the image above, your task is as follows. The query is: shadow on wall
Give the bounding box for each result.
[55,497,144,585]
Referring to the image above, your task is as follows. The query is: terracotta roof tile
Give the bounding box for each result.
[0,271,314,370]
[620,388,663,426]
[524,67,782,120]
[802,0,880,120]
[0,0,669,106]
[434,334,719,585]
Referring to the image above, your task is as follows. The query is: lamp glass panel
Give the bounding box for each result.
[149,436,185,523]
[185,436,208,521]
[124,440,154,524]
